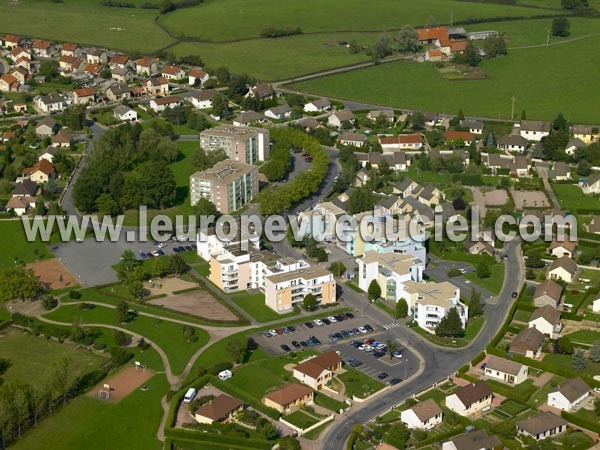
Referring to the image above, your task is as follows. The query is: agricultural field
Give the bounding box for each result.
[292,35,600,123]
[159,0,561,41]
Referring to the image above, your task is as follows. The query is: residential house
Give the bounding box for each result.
[189,90,216,109]
[32,40,54,57]
[188,68,209,87]
[592,296,600,312]
[356,151,409,171]
[12,180,38,197]
[497,134,528,152]
[10,67,28,85]
[484,355,528,385]
[21,159,55,183]
[9,47,31,63]
[109,54,130,70]
[445,131,475,146]
[580,174,600,194]
[5,196,36,216]
[548,162,571,181]
[84,63,102,77]
[565,138,585,156]
[425,48,443,62]
[263,383,314,414]
[297,116,320,132]
[442,430,501,450]
[517,412,567,440]
[547,378,590,411]
[113,105,137,121]
[72,87,95,105]
[570,124,595,144]
[51,132,73,149]
[465,239,494,257]
[445,381,494,416]
[85,48,107,64]
[548,238,577,258]
[367,109,395,123]
[354,168,370,187]
[548,256,577,283]
[200,125,270,163]
[400,399,443,430]
[3,35,22,50]
[38,146,57,163]
[264,104,292,120]
[292,352,342,390]
[418,26,448,44]
[460,120,484,135]
[111,67,133,83]
[519,120,551,142]
[233,111,268,127]
[0,74,19,92]
[328,110,355,128]
[509,326,545,359]
[529,305,562,339]
[379,133,423,151]
[161,65,185,81]
[35,117,59,137]
[338,132,367,148]
[587,216,600,235]
[61,43,79,57]
[106,83,131,102]
[193,395,244,425]
[59,55,82,73]
[134,57,157,76]
[248,82,274,100]
[304,98,331,113]
[144,77,169,96]
[533,279,562,308]
[35,93,70,113]
[149,95,181,113]
[14,56,33,72]
[418,185,443,207]
[394,178,423,198]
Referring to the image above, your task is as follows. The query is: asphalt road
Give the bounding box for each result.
[321,238,524,449]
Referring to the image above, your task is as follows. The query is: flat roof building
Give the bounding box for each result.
[200,125,269,164]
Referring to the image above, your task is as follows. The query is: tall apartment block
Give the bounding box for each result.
[199,125,270,165]
[190,159,259,214]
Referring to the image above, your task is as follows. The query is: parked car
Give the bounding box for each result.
[300,341,308,347]
[345,313,355,319]
[328,316,337,323]
[288,326,296,332]
[305,322,314,329]
[377,372,389,380]
[151,250,160,257]
[139,252,147,259]
[322,318,331,325]
[314,319,323,326]
[392,351,403,359]
[268,330,277,336]
[292,341,301,348]
[281,345,291,352]
[263,332,272,338]
[512,291,518,298]
[364,324,374,332]
[389,378,403,385]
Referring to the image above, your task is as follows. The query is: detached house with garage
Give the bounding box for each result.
[442,430,501,450]
[304,98,331,113]
[328,110,355,128]
[517,412,568,441]
[518,120,551,142]
[459,120,484,135]
[338,132,367,148]
[149,95,181,113]
[32,40,54,57]
[35,93,71,113]
[189,90,217,109]
[73,87,95,105]
[106,83,131,102]
[529,305,562,338]
[509,326,545,359]
[35,117,59,138]
[293,351,342,390]
[497,134,528,152]
[580,174,600,195]
[134,57,157,76]
[263,383,314,414]
[161,65,185,81]
[549,239,577,258]
[547,378,590,411]
[144,77,170,96]
[22,159,55,183]
[445,131,475,146]
[400,399,443,430]
[188,68,209,87]
[379,133,423,151]
[533,279,562,308]
[193,395,244,425]
[484,355,528,385]
[548,256,577,283]
[445,381,493,417]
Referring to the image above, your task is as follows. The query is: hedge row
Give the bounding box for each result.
[166,375,210,428]
[168,437,259,450]
[471,352,486,366]
[208,376,280,420]
[346,431,358,450]
[561,411,600,434]
[164,429,271,450]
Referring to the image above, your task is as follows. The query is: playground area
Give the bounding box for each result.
[144,276,196,295]
[89,365,153,404]
[26,259,78,290]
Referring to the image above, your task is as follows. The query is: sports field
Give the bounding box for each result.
[292,35,600,123]
[159,0,561,41]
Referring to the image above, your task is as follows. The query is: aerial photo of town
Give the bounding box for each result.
[0,0,600,449]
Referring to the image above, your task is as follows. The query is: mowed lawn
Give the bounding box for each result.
[464,264,505,295]
[12,374,167,450]
[0,0,174,53]
[159,0,558,41]
[230,293,299,323]
[565,329,600,346]
[0,328,107,388]
[552,184,600,213]
[0,220,52,269]
[43,304,209,375]
[292,36,600,123]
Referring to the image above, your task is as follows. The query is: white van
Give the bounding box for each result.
[218,369,232,380]
[183,388,196,404]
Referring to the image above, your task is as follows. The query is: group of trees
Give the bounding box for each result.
[436,307,465,337]
[455,35,507,67]
[0,267,43,302]
[259,132,293,182]
[73,124,178,214]
[161,104,212,133]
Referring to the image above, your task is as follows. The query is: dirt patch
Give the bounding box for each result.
[483,189,509,206]
[512,190,550,210]
[148,290,238,321]
[144,277,196,296]
[89,366,154,403]
[26,259,78,290]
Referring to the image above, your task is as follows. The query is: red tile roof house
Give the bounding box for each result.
[32,40,54,57]
[188,68,210,86]
[109,54,130,70]
[193,394,244,425]
[0,74,20,93]
[418,27,448,44]
[445,130,476,146]
[3,35,22,49]
[149,95,181,113]
[161,65,186,81]
[22,159,55,183]
[73,87,96,105]
[6,195,37,216]
[379,133,423,151]
[292,351,342,390]
[135,57,158,76]
[144,77,170,96]
[61,43,79,57]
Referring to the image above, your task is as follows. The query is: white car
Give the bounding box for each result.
[358,327,367,334]
[328,316,337,323]
[335,350,342,356]
[218,369,232,380]
[157,242,167,248]
[314,319,323,326]
[151,250,160,257]
[358,344,368,351]
[176,235,188,242]
[364,345,373,352]
[268,329,277,336]
[459,268,467,274]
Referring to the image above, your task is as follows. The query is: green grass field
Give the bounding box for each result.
[12,373,167,450]
[292,35,600,123]
[230,293,299,323]
[0,220,52,269]
[465,264,505,295]
[0,0,174,53]
[552,184,600,213]
[0,328,106,388]
[284,410,319,429]
[338,368,384,399]
[159,0,560,41]
[43,303,209,375]
[565,329,600,346]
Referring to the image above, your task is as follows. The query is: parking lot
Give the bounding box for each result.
[255,314,419,384]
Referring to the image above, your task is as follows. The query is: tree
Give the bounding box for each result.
[168,254,187,275]
[302,293,317,311]
[458,42,481,66]
[589,340,600,362]
[226,337,247,364]
[469,290,483,318]
[594,397,600,416]
[116,300,129,323]
[453,197,466,210]
[526,252,545,268]
[158,0,175,14]
[476,262,491,279]
[577,160,591,177]
[482,35,507,58]
[52,357,73,404]
[96,193,121,216]
[328,261,346,278]
[12,384,30,437]
[411,111,425,130]
[551,17,570,37]
[113,330,128,346]
[490,419,517,440]
[211,93,231,119]
[436,308,464,337]
[552,112,569,132]
[370,36,393,62]
[386,340,398,360]
[396,298,408,319]
[215,66,230,84]
[571,349,587,371]
[368,280,381,301]
[561,0,589,8]
[396,26,420,52]
[62,104,86,130]
[387,423,410,445]
[0,267,43,301]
